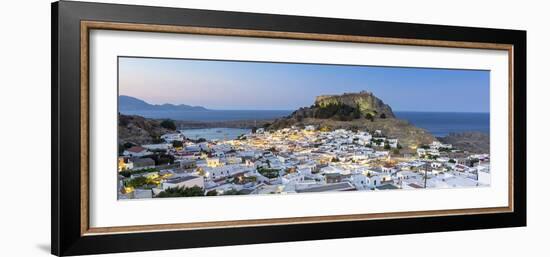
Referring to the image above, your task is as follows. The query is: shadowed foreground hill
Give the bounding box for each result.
[118,114,175,145]
[438,132,490,154]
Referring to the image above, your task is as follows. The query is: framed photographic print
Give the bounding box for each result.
[51,1,526,256]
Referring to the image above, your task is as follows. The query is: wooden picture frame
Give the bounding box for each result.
[52,1,526,256]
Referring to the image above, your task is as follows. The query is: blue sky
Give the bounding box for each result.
[119,57,489,112]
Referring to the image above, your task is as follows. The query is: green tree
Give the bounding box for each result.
[365,113,374,121]
[160,119,177,130]
[172,140,183,148]
[156,186,204,198]
[151,135,164,144]
[223,189,243,195]
[257,167,280,179]
[124,176,149,188]
[145,153,174,166]
[206,190,218,196]
[119,167,159,178]
[123,142,135,149]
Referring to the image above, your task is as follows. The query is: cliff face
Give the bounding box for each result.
[284,91,395,123]
[314,91,395,119]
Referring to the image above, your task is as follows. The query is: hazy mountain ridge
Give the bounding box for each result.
[119,95,208,112]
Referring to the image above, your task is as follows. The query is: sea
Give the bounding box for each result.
[121,110,292,121]
[394,111,490,137]
[121,110,489,139]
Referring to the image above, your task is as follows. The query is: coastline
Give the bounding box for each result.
[175,119,274,129]
[167,112,490,137]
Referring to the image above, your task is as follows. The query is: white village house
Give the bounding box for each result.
[123,146,151,157]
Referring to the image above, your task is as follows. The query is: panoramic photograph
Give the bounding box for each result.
[117,57,491,200]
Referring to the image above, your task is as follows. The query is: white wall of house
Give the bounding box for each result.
[205,164,254,180]
[365,175,381,188]
[133,189,153,199]
[122,150,150,157]
[162,176,205,190]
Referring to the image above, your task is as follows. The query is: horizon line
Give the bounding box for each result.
[119,109,490,114]
[120,95,489,114]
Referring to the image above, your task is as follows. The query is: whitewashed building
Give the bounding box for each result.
[162,176,204,190]
[161,133,185,143]
[123,146,151,157]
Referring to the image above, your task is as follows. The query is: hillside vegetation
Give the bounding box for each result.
[118,114,175,145]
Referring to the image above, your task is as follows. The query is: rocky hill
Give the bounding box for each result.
[118,114,176,145]
[314,91,395,119]
[438,132,490,154]
[269,91,435,147]
[280,91,395,123]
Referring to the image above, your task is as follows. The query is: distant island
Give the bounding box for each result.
[119,95,290,122]
[119,95,209,112]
